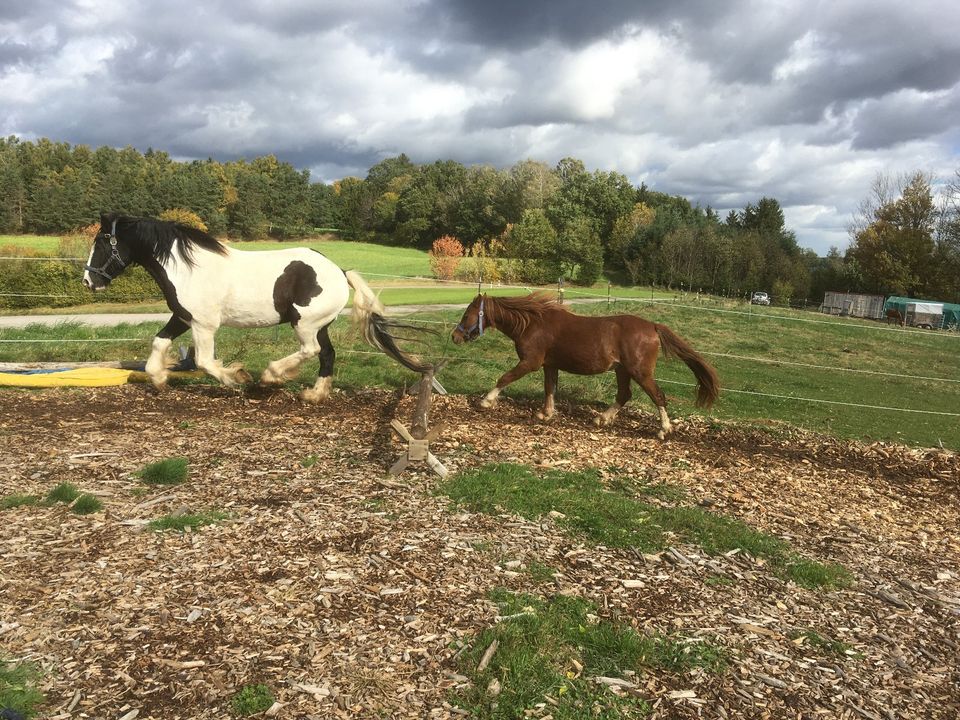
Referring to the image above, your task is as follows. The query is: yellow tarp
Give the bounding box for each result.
[0,368,205,387]
[0,367,134,387]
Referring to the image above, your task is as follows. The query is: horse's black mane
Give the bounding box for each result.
[115,215,227,266]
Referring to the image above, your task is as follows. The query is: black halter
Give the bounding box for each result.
[84,220,128,281]
[456,297,485,339]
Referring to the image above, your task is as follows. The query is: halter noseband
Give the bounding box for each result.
[84,220,128,282]
[456,297,485,339]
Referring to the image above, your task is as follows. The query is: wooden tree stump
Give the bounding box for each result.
[390,368,448,478]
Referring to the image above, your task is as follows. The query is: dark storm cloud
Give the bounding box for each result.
[426,0,737,49]
[2,0,959,253]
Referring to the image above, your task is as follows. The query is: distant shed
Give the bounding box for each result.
[820,292,885,319]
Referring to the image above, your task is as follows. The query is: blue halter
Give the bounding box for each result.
[456,297,485,338]
[84,219,128,281]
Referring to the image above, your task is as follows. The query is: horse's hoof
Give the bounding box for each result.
[479,398,496,409]
[536,411,554,422]
[657,430,667,441]
[233,368,253,384]
[299,388,328,404]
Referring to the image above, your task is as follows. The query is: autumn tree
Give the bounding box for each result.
[847,172,937,296]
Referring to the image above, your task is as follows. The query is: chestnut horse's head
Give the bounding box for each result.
[452,294,486,344]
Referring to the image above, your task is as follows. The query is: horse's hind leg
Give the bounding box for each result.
[594,366,632,427]
[261,323,322,388]
[301,323,336,403]
[192,324,252,387]
[145,316,189,389]
[634,372,672,440]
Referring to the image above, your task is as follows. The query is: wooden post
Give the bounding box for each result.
[389,367,448,478]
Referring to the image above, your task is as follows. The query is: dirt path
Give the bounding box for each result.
[0,385,957,719]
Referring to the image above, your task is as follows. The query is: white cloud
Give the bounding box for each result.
[1,0,958,254]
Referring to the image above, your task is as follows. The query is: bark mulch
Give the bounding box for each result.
[0,385,957,719]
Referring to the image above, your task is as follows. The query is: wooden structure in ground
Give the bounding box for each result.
[390,368,448,478]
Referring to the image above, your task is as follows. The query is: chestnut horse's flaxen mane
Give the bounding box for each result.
[488,291,568,335]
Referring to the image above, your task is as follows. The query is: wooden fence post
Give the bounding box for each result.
[389,367,448,478]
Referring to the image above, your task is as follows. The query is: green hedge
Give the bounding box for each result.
[0,259,161,309]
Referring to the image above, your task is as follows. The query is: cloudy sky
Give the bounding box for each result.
[3,0,959,253]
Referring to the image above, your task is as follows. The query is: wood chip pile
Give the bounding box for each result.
[0,385,957,719]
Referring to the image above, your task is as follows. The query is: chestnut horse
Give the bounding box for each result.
[452,293,719,439]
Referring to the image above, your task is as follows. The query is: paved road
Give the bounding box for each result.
[0,312,172,329]
[0,304,479,330]
[0,298,620,330]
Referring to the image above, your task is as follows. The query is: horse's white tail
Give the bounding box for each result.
[345,270,433,374]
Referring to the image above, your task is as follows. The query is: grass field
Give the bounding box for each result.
[2,295,958,449]
[0,234,61,253]
[0,233,433,276]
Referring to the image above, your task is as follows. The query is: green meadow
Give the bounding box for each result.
[1,294,957,449]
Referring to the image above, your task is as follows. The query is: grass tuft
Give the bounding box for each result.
[230,683,275,717]
[453,589,723,718]
[70,494,103,515]
[137,457,189,485]
[0,657,44,718]
[148,510,228,532]
[43,482,80,505]
[442,463,850,590]
[789,629,862,659]
[0,494,40,510]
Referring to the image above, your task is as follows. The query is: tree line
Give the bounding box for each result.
[2,136,957,302]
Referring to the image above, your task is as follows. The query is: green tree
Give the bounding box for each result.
[505,208,559,284]
[847,172,937,296]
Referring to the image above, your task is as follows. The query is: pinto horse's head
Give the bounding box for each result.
[452,294,487,344]
[83,213,135,290]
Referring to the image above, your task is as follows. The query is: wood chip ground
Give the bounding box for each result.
[1,385,958,719]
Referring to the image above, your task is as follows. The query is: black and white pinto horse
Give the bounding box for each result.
[82,213,430,400]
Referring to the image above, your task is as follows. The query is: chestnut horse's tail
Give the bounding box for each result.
[345,270,434,374]
[655,324,720,408]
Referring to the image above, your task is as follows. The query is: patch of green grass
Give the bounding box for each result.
[300,454,319,468]
[43,482,80,505]
[230,683,275,716]
[137,457,189,485]
[70,494,103,515]
[781,557,852,590]
[0,493,40,510]
[524,560,557,583]
[442,464,849,590]
[0,657,44,718]
[453,589,723,718]
[704,575,735,587]
[789,629,861,659]
[148,510,228,532]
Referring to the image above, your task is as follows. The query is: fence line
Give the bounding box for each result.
[563,288,960,339]
[1,259,956,339]
[0,338,142,344]
[656,379,960,418]
[334,349,960,418]
[1,329,956,417]
[0,256,85,261]
[699,351,960,384]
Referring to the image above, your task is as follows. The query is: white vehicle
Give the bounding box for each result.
[751,291,770,306]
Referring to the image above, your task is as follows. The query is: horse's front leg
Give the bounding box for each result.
[145,316,190,389]
[536,366,558,421]
[192,323,252,387]
[480,358,542,408]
